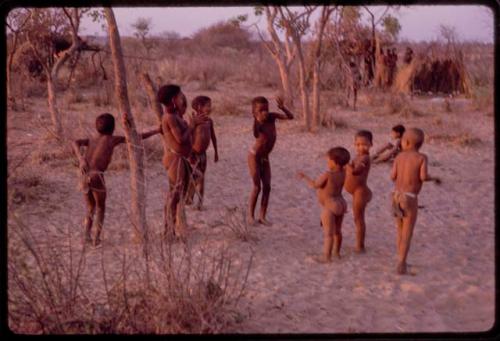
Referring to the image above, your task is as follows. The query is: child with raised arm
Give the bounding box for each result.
[345,130,373,253]
[186,95,219,210]
[72,113,160,246]
[372,124,405,164]
[298,147,351,263]
[247,96,293,226]
[391,128,441,274]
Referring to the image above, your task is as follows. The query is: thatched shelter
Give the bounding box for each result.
[393,55,472,97]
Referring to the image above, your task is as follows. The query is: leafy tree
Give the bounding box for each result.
[382,14,401,41]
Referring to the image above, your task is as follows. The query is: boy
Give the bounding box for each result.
[73,113,160,246]
[344,130,373,253]
[347,60,362,110]
[372,124,405,164]
[157,84,208,239]
[186,96,219,210]
[391,128,441,275]
[298,147,351,263]
[248,96,293,225]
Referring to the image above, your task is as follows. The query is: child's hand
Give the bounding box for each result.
[276,96,285,110]
[122,111,131,127]
[192,114,208,126]
[79,159,89,174]
[214,154,219,163]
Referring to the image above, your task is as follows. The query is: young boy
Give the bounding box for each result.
[344,130,373,253]
[372,124,405,164]
[186,96,219,210]
[72,113,160,246]
[248,96,293,225]
[391,128,441,275]
[298,147,351,263]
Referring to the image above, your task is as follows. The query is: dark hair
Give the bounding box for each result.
[192,96,211,110]
[157,84,181,106]
[392,124,406,137]
[327,147,350,166]
[251,96,268,108]
[96,113,115,135]
[355,130,373,144]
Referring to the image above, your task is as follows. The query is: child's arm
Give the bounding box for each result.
[419,155,442,184]
[272,96,294,120]
[253,119,260,138]
[349,157,368,175]
[390,156,398,181]
[373,142,393,158]
[140,128,161,140]
[297,172,327,189]
[210,119,219,162]
[72,139,89,172]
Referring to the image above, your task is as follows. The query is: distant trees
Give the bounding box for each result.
[382,14,401,42]
[131,17,154,54]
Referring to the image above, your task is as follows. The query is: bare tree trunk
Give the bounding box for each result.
[104,8,149,255]
[311,64,321,129]
[46,75,63,138]
[296,50,311,131]
[275,59,293,108]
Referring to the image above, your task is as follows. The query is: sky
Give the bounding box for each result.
[80,5,494,43]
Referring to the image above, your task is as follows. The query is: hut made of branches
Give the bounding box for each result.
[394,52,472,97]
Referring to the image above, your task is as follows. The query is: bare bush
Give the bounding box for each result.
[218,206,258,243]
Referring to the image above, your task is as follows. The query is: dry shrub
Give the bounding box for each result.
[470,86,493,112]
[8,212,253,334]
[219,206,258,243]
[212,96,245,116]
[428,132,482,148]
[377,94,423,118]
[8,174,44,206]
[31,144,75,166]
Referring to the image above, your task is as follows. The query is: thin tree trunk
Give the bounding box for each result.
[46,75,63,138]
[311,64,320,129]
[104,8,149,256]
[276,59,293,109]
[296,46,311,131]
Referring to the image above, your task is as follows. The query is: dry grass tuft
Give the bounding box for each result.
[219,206,258,243]
[212,97,245,116]
[428,132,482,148]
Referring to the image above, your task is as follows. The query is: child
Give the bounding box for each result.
[345,130,373,253]
[347,60,362,110]
[186,96,219,210]
[248,96,293,225]
[372,124,405,164]
[72,113,160,246]
[298,147,351,263]
[391,128,441,275]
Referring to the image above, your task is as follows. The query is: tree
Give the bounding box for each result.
[253,6,297,108]
[104,8,150,277]
[23,8,89,139]
[131,17,153,54]
[6,9,31,109]
[382,14,401,41]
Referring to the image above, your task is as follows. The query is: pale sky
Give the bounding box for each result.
[80,5,494,43]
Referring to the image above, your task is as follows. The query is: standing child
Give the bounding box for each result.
[298,147,351,263]
[186,95,219,210]
[72,113,160,246]
[248,96,293,225]
[391,128,441,274]
[372,124,405,164]
[345,130,373,253]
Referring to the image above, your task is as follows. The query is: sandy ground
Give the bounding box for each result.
[7,93,494,333]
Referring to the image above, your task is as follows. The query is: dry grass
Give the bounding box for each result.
[427,132,482,148]
[219,205,258,243]
[374,94,424,118]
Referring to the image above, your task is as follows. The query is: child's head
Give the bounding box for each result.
[96,113,115,135]
[391,124,405,139]
[402,128,425,150]
[251,96,269,123]
[157,84,187,115]
[192,96,212,116]
[354,130,373,155]
[327,147,350,170]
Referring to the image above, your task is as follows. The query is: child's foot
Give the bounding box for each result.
[332,253,342,260]
[258,218,272,226]
[93,238,102,248]
[196,204,205,211]
[247,216,257,226]
[312,255,332,264]
[355,247,366,254]
[396,262,407,275]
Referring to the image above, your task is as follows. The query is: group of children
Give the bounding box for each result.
[74,84,440,275]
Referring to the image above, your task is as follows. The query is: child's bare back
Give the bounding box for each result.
[315,170,347,216]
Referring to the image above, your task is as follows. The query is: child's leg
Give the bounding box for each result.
[333,214,344,258]
[259,159,272,225]
[247,153,261,224]
[319,209,334,262]
[92,189,106,246]
[353,188,371,252]
[395,217,403,255]
[84,192,95,243]
[196,155,207,210]
[165,157,185,238]
[397,197,418,274]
